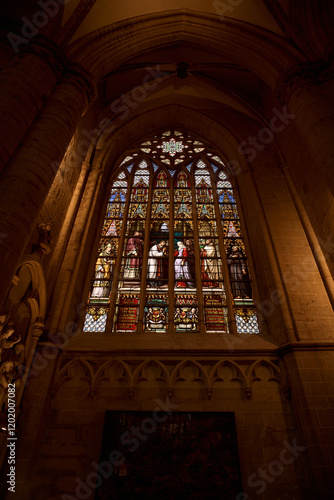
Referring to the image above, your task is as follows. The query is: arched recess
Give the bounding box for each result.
[97,103,261,180]
[67,10,305,87]
[72,105,298,345]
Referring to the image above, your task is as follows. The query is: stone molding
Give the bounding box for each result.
[68,10,302,87]
[51,355,288,402]
[62,62,97,107]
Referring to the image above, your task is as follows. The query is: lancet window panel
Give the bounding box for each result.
[83,131,260,335]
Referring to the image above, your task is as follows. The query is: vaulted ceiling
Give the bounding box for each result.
[63,0,284,42]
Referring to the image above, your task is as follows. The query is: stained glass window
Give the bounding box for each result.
[83,131,260,335]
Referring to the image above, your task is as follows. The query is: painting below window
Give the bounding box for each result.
[95,411,243,500]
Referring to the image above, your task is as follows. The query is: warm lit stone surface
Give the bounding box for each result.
[0,2,333,499]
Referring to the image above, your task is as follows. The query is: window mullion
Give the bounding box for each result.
[168,176,175,334]
[136,170,154,333]
[230,178,261,334]
[105,177,132,333]
[190,172,206,334]
[211,174,238,336]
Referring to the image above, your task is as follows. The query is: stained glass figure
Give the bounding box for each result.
[185,238,196,282]
[91,258,110,298]
[226,246,252,299]
[174,241,195,288]
[147,239,168,288]
[174,221,194,248]
[199,239,220,287]
[84,133,260,335]
[123,232,144,280]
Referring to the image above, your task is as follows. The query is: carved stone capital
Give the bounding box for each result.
[63,64,97,108]
[281,385,291,401]
[32,321,45,340]
[11,275,20,287]
[244,386,252,400]
[206,387,213,400]
[167,387,174,399]
[88,386,98,400]
[275,56,334,105]
[32,223,52,259]
[128,387,136,400]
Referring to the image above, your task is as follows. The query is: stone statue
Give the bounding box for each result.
[0,326,21,362]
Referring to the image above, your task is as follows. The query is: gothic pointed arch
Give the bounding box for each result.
[83,129,259,335]
[68,10,304,87]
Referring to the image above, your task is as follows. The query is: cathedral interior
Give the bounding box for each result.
[0,0,333,498]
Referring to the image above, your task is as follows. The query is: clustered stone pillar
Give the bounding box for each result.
[0,36,67,172]
[47,160,104,336]
[0,62,96,310]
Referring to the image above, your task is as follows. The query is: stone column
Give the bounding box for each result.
[237,167,298,343]
[47,160,104,336]
[0,64,96,310]
[0,36,67,172]
[46,157,92,296]
[276,58,334,195]
[281,162,334,308]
